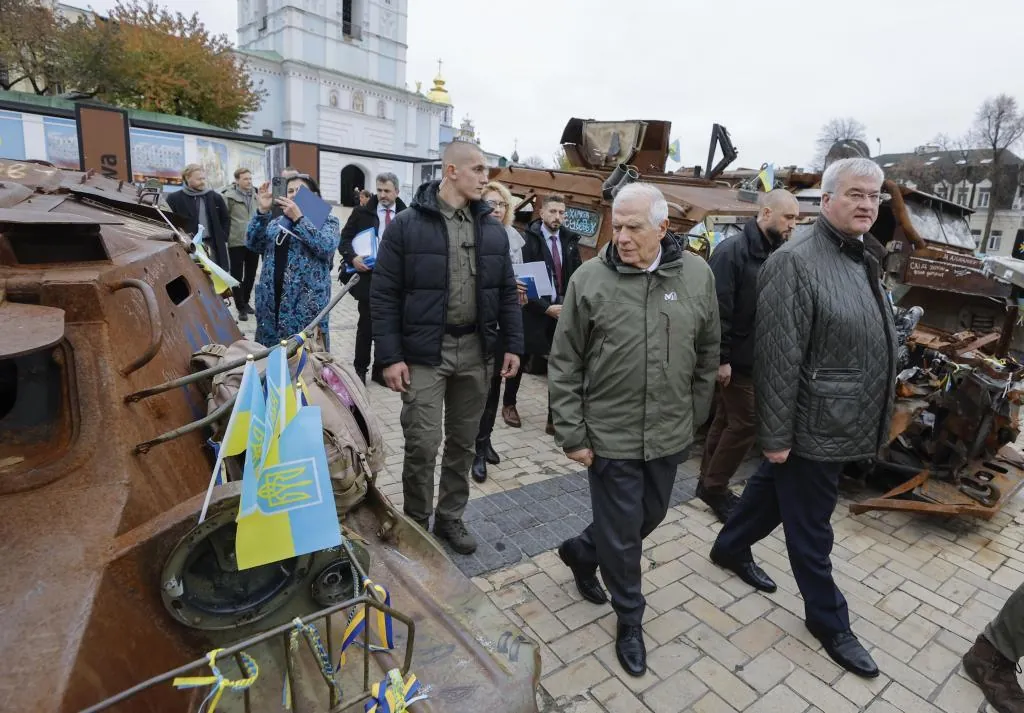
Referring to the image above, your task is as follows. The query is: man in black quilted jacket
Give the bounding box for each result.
[370,141,523,555]
[709,157,897,679]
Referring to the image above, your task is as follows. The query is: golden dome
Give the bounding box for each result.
[426,59,452,106]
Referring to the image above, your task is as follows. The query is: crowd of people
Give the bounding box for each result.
[166,149,1024,712]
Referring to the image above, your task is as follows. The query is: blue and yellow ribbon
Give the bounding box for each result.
[282,617,341,709]
[291,332,312,407]
[172,648,259,713]
[364,669,427,713]
[339,578,396,666]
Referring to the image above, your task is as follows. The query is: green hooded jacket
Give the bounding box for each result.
[548,235,720,461]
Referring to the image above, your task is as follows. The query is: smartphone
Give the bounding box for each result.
[271,176,288,201]
[271,176,288,218]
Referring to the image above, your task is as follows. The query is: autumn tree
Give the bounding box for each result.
[83,0,265,129]
[971,95,1024,253]
[0,0,264,129]
[0,0,72,94]
[522,155,547,169]
[813,117,868,170]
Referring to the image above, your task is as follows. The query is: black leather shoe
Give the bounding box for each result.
[696,483,739,524]
[471,455,487,483]
[812,629,879,678]
[557,540,608,605]
[484,440,500,466]
[615,623,647,677]
[709,548,777,593]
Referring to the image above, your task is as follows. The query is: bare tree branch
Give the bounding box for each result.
[972,95,1024,253]
[813,117,868,170]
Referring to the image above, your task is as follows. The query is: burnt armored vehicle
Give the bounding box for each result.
[0,159,539,712]
[490,118,818,263]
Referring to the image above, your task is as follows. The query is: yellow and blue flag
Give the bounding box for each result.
[191,226,239,295]
[668,138,681,163]
[758,163,775,191]
[235,345,341,570]
[198,357,259,523]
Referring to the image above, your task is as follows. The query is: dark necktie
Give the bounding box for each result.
[384,208,392,228]
[549,235,563,295]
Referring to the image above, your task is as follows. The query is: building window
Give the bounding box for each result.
[976,190,990,209]
[341,0,361,39]
[352,91,365,113]
[956,188,969,206]
[329,91,338,108]
[971,229,982,246]
[990,230,1003,252]
[376,99,386,118]
[934,185,947,199]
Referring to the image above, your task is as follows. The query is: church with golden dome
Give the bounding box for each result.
[234,0,485,206]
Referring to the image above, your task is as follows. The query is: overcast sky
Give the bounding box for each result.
[81,0,1024,169]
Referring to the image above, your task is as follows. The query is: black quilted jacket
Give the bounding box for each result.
[369,181,524,367]
[755,216,897,462]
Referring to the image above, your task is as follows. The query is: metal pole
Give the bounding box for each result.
[125,275,360,403]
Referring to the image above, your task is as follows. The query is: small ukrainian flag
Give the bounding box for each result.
[668,138,681,163]
[198,356,259,523]
[758,163,775,191]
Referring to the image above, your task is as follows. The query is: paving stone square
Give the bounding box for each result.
[236,279,1024,711]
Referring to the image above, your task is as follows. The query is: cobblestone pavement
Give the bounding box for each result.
[235,280,1024,713]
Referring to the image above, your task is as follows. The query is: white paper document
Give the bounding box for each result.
[514,261,555,298]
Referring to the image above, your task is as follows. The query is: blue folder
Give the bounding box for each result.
[280,185,332,233]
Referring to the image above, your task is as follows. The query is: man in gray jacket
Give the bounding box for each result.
[550,182,719,677]
[709,157,897,679]
[222,167,259,320]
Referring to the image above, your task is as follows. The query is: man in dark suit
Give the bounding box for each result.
[521,194,583,433]
[339,172,408,385]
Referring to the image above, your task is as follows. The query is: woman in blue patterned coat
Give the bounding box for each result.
[247,175,340,349]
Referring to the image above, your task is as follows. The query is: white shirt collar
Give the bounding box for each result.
[541,223,559,242]
[645,247,663,272]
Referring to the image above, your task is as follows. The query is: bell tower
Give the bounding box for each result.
[237,0,409,89]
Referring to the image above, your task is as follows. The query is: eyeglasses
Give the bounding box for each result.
[486,200,509,209]
[828,190,888,204]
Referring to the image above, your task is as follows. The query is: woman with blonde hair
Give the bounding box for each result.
[472,181,528,482]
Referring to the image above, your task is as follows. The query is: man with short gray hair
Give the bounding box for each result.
[549,182,719,677]
[710,157,896,679]
[340,172,407,385]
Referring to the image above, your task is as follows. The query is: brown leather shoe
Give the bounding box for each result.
[963,634,1024,712]
[501,405,521,428]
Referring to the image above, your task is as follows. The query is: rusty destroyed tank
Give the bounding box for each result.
[0,159,540,712]
[489,118,818,262]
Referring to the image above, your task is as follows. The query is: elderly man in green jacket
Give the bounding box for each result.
[549,182,720,677]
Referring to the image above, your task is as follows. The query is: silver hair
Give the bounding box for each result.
[376,172,400,192]
[613,182,669,227]
[821,157,884,195]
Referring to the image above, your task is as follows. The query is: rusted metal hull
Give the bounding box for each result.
[70,484,540,713]
[0,161,538,712]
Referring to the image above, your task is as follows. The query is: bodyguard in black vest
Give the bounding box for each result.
[339,172,407,385]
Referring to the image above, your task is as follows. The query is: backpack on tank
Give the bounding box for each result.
[189,337,385,515]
